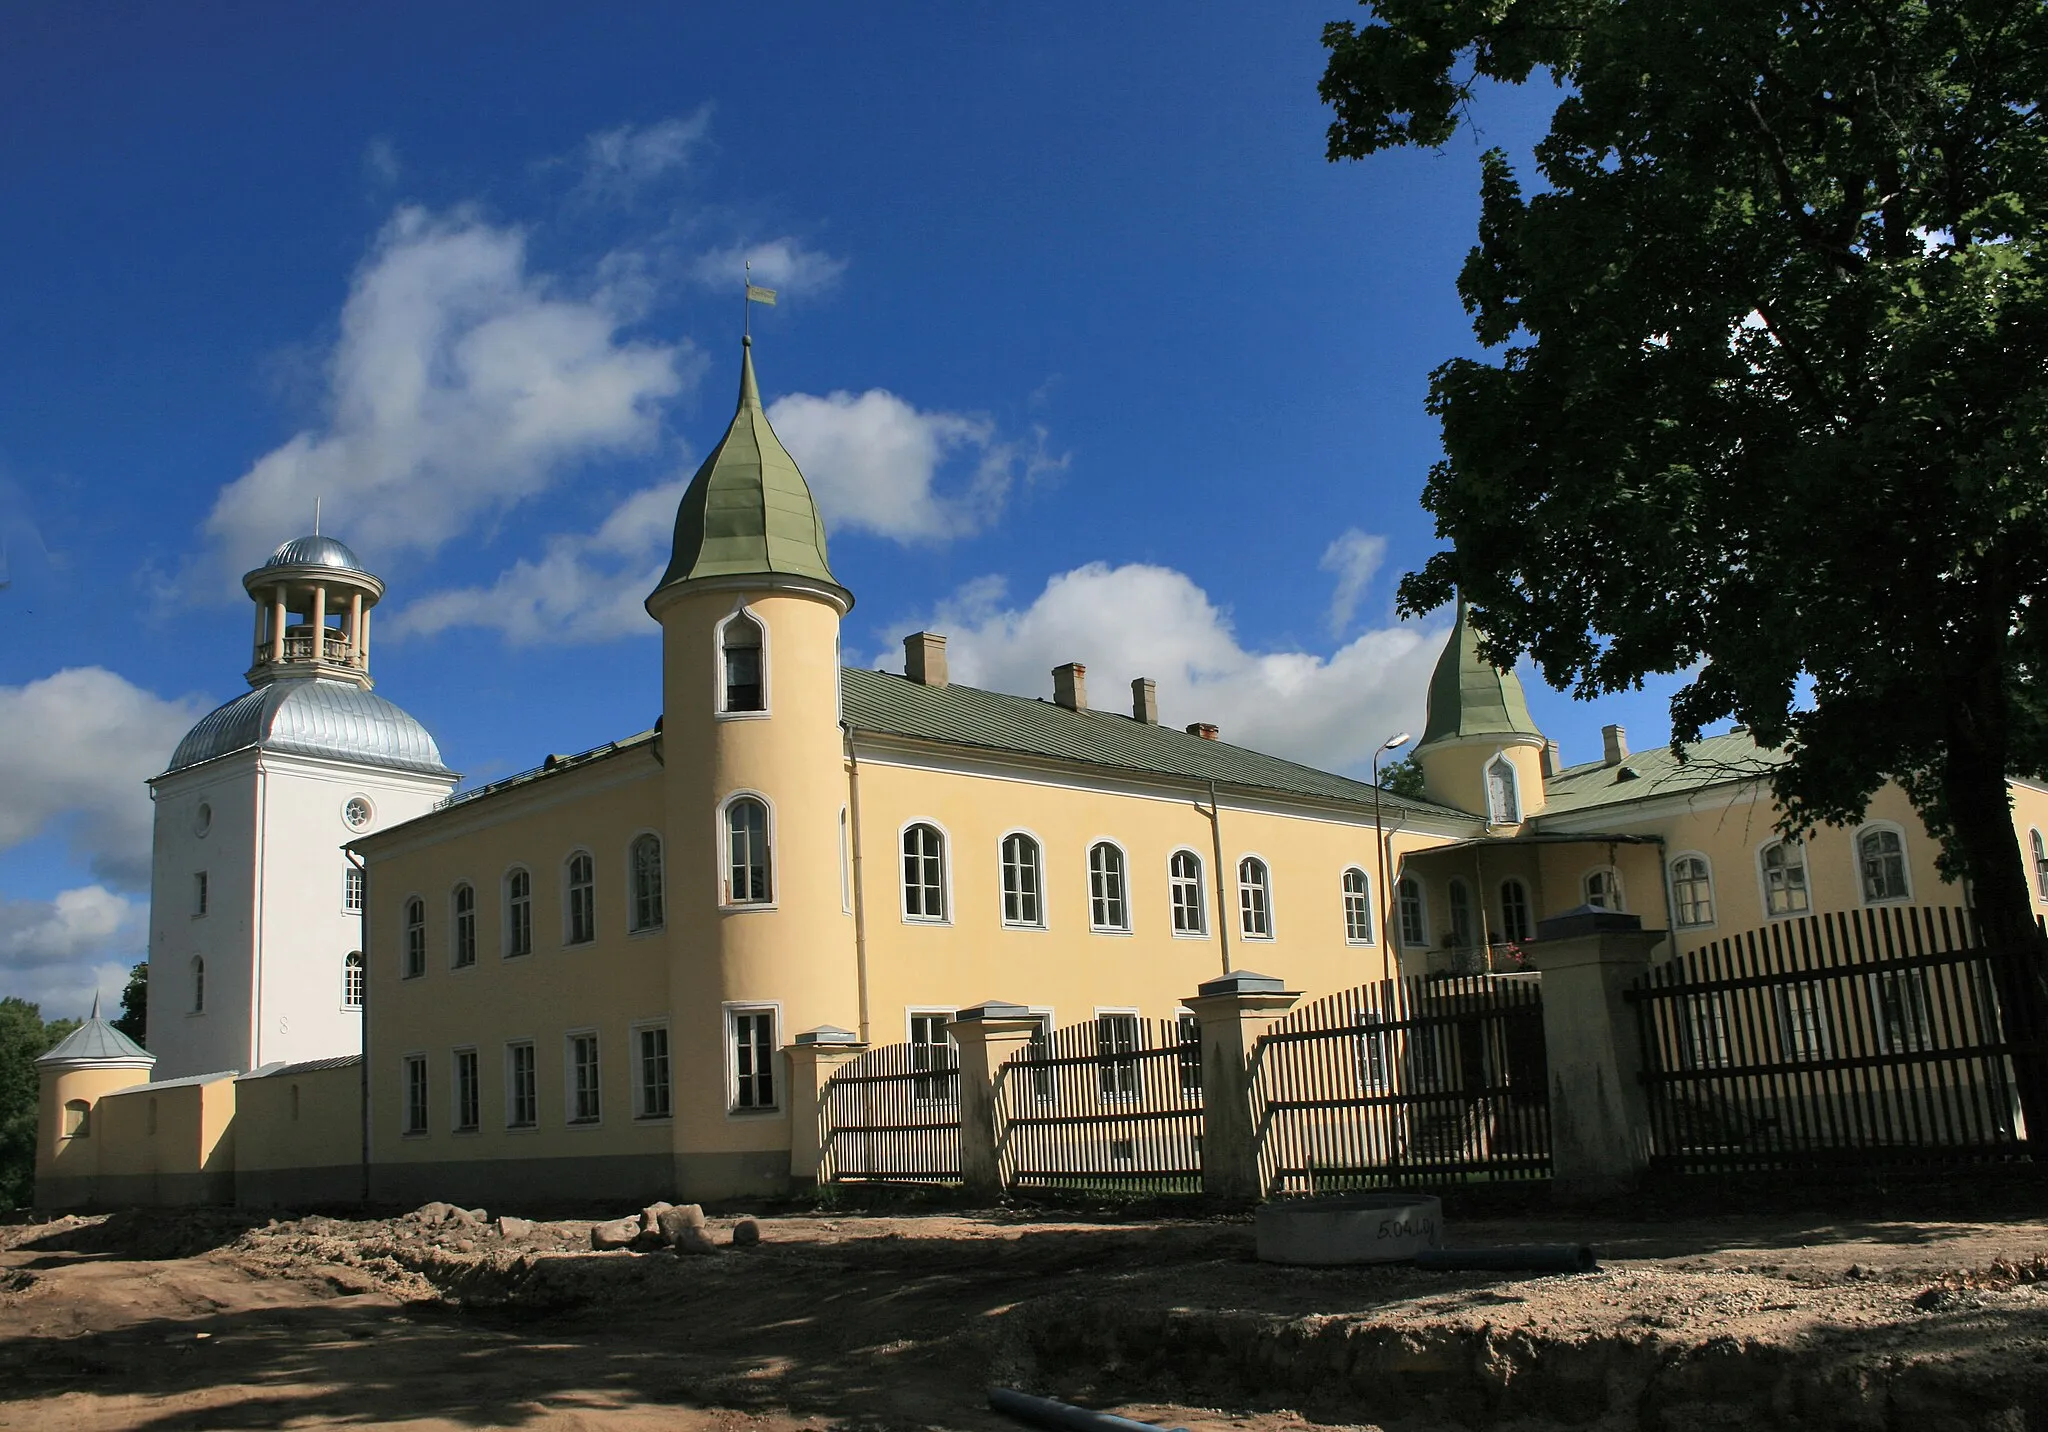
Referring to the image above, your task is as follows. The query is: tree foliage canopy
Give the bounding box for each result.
[1321,1,2048,912]
[0,998,79,1210]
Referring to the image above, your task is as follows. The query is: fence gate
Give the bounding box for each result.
[995,1015,1204,1192]
[1252,974,1550,1195]
[1630,905,2029,1172]
[818,1041,961,1184]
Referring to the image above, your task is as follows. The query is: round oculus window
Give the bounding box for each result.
[343,796,374,831]
[192,802,213,838]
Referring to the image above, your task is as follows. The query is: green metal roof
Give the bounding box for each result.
[842,667,1472,823]
[651,338,842,599]
[36,994,152,1066]
[1416,596,1542,749]
[1536,728,1788,818]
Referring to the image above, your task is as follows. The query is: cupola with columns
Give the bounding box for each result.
[241,534,383,689]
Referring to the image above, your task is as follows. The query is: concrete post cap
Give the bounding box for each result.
[952,1000,1033,1022]
[1534,906,1644,941]
[793,1026,862,1046]
[1196,970,1287,998]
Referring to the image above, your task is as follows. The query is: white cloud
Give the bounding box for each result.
[577,112,711,198]
[391,478,685,645]
[886,563,1446,778]
[691,237,848,297]
[0,885,140,1020]
[200,206,690,583]
[0,669,205,889]
[1319,527,1388,637]
[769,390,1065,542]
[363,137,400,186]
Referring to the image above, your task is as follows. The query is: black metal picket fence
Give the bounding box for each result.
[993,1015,1204,1192]
[817,1040,962,1183]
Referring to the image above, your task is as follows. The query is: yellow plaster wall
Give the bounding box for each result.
[236,1063,362,1172]
[90,1075,237,1202]
[1416,735,1547,822]
[35,1065,148,1196]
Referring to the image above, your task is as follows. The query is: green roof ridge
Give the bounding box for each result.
[652,337,844,600]
[1416,595,1542,749]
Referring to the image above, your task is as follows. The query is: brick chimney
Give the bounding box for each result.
[904,632,949,687]
[1053,662,1087,711]
[1186,722,1219,741]
[1131,677,1158,724]
[1602,724,1628,766]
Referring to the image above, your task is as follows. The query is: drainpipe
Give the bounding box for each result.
[1201,779,1231,974]
[345,847,369,1207]
[1475,846,1493,970]
[842,724,871,1045]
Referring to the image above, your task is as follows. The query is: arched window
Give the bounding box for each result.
[724,800,772,904]
[1858,827,1910,903]
[1447,879,1475,948]
[2034,830,2048,901]
[504,868,532,957]
[191,955,206,1012]
[1088,842,1128,931]
[63,1099,89,1138]
[1237,857,1272,938]
[404,898,425,976]
[1670,855,1714,927]
[451,883,476,967]
[1584,868,1625,911]
[721,610,765,713]
[1168,850,1205,934]
[631,834,665,929]
[902,823,947,921]
[1486,756,1520,825]
[343,952,364,1008]
[1342,868,1373,943]
[1001,833,1044,927]
[1499,878,1532,943]
[566,852,596,943]
[1397,877,1427,947]
[1760,839,1809,916]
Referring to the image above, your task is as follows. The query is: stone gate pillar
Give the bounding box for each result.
[784,1027,865,1185]
[1182,970,1299,1204]
[948,1001,1044,1200]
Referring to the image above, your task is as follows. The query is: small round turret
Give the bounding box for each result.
[241,534,385,689]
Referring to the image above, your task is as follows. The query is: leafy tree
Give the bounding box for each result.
[0,998,79,1210]
[1381,755,1428,799]
[111,961,147,1047]
[1320,2,2048,1115]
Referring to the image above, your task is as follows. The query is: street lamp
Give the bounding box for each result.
[1372,732,1413,982]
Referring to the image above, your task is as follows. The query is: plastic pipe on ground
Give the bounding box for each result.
[1413,1244,1598,1273]
[989,1387,1190,1432]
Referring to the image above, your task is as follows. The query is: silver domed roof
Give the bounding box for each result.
[165,677,454,778]
[264,534,366,573]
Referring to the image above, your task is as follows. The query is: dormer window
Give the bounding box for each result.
[722,611,765,713]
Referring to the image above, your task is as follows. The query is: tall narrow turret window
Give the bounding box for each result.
[505,869,532,957]
[1342,868,1373,943]
[902,824,947,921]
[1238,857,1272,939]
[1760,840,1809,916]
[726,799,772,904]
[1001,833,1044,927]
[1486,756,1520,825]
[631,834,665,929]
[1499,878,1532,943]
[451,883,476,967]
[1088,842,1128,932]
[1397,877,1427,947]
[404,898,425,977]
[566,853,596,944]
[721,611,765,713]
[2034,830,2048,900]
[1169,851,1205,934]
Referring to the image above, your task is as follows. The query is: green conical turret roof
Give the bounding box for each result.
[651,337,846,602]
[36,992,153,1067]
[1416,596,1543,748]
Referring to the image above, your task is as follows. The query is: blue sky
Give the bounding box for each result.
[0,3,1688,1015]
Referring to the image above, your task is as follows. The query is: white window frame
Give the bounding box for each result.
[1485,751,1521,826]
[1855,822,1912,905]
[451,1046,480,1133]
[1093,1007,1142,1102]
[1498,876,1532,944]
[1167,848,1207,937]
[1396,875,1428,948]
[1582,866,1625,913]
[899,819,952,925]
[504,1039,539,1130]
[1758,838,1810,918]
[343,866,364,914]
[564,849,597,945]
[342,951,364,1010]
[503,866,533,958]
[1086,839,1132,934]
[631,1020,673,1121]
[1237,854,1275,940]
[401,1052,429,1136]
[998,828,1049,930]
[714,605,771,720]
[906,1008,959,1105]
[2032,828,2048,902]
[725,1002,782,1115]
[719,793,777,910]
[564,1028,602,1127]
[1342,866,1374,945]
[450,881,477,969]
[628,830,666,932]
[402,895,426,978]
[1668,852,1716,929]
[1776,982,1832,1060]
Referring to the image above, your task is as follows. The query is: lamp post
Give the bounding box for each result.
[1372,732,1412,982]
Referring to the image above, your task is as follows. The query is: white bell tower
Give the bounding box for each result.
[145,535,458,1080]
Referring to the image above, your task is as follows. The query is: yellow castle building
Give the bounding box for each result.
[37,336,2048,1209]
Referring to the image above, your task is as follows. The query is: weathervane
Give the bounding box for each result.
[744,257,777,338]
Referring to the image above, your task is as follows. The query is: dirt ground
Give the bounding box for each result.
[3,1200,2047,1432]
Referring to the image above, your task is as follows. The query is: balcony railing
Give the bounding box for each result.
[256,630,359,667]
[1444,942,1532,976]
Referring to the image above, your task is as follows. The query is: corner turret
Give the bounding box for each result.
[35,994,154,1207]
[1412,597,1548,824]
